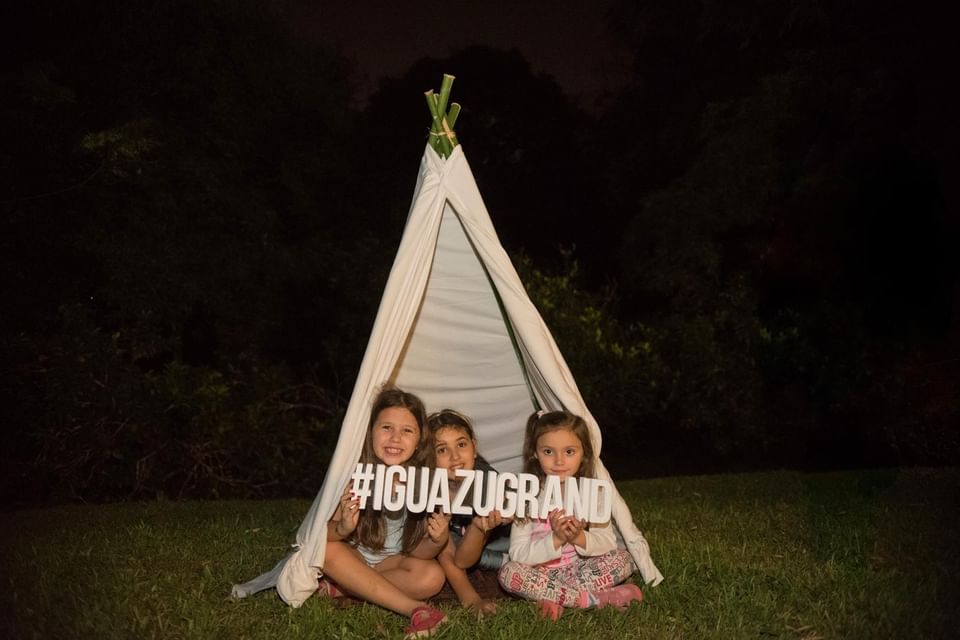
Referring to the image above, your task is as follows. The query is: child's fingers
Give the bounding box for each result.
[563,518,581,535]
[341,493,360,513]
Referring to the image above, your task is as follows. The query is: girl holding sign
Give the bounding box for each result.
[322,387,449,638]
[498,410,643,620]
[428,409,511,617]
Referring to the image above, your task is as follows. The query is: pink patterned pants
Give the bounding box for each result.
[498,549,635,607]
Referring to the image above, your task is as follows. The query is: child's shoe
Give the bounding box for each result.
[537,599,564,620]
[404,605,447,639]
[317,577,343,598]
[595,583,643,609]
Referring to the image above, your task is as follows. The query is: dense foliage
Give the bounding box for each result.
[2,0,956,504]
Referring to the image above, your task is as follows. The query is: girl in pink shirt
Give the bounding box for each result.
[498,410,643,620]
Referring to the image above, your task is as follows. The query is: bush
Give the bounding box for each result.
[4,303,340,504]
[518,252,777,475]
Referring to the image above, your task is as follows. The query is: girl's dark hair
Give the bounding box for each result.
[425,409,489,468]
[521,410,596,481]
[354,386,430,554]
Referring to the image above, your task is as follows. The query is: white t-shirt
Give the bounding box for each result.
[354,508,406,566]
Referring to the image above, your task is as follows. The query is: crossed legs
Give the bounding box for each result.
[322,541,445,615]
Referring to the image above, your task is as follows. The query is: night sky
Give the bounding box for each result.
[277,0,626,109]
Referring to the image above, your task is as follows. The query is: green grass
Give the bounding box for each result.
[2,468,958,639]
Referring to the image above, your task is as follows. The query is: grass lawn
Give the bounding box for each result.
[2,468,958,639]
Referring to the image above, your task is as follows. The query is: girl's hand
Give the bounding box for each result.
[334,482,360,539]
[466,598,498,619]
[471,509,511,534]
[560,516,586,544]
[547,508,568,547]
[427,511,450,545]
[547,508,565,532]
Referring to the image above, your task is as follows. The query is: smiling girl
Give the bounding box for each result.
[321,387,449,638]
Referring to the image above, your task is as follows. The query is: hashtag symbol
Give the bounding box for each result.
[351,463,375,509]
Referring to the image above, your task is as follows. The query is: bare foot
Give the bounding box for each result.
[537,599,563,621]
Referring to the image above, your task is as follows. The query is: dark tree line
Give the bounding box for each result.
[2,0,956,505]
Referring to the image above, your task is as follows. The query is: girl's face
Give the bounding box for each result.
[535,428,584,480]
[371,406,420,466]
[433,426,478,480]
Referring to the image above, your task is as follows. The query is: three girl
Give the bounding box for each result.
[322,387,449,638]
[321,388,640,630]
[497,410,643,620]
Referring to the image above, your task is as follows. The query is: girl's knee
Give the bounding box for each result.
[421,559,446,596]
[498,561,520,591]
[405,558,445,598]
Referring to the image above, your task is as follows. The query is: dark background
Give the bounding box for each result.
[2,0,957,506]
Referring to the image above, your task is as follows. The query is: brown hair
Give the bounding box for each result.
[354,386,430,554]
[425,409,489,468]
[522,410,596,481]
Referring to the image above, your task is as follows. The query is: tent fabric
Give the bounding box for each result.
[232,145,664,606]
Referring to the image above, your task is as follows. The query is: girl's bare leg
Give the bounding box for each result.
[373,553,445,600]
[322,541,425,615]
[438,539,491,611]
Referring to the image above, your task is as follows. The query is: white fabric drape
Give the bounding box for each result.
[232,145,663,606]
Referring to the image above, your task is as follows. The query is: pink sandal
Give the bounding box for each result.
[596,583,644,609]
[403,605,447,639]
[317,577,343,599]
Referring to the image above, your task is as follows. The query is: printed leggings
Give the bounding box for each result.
[498,549,635,607]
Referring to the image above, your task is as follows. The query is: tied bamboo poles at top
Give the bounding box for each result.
[425,74,460,158]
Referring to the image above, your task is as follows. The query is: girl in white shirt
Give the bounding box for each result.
[323,386,449,638]
[498,410,643,620]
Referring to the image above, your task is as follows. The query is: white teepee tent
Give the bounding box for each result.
[232,144,663,606]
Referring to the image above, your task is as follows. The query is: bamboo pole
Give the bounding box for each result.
[424,74,460,158]
[446,103,461,130]
[424,90,452,156]
[435,74,455,123]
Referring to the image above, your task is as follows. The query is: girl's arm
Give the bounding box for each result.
[508,518,562,565]
[553,515,617,556]
[327,483,360,542]
[453,523,487,569]
[408,512,450,559]
[438,539,497,616]
[572,519,617,556]
[454,511,508,569]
